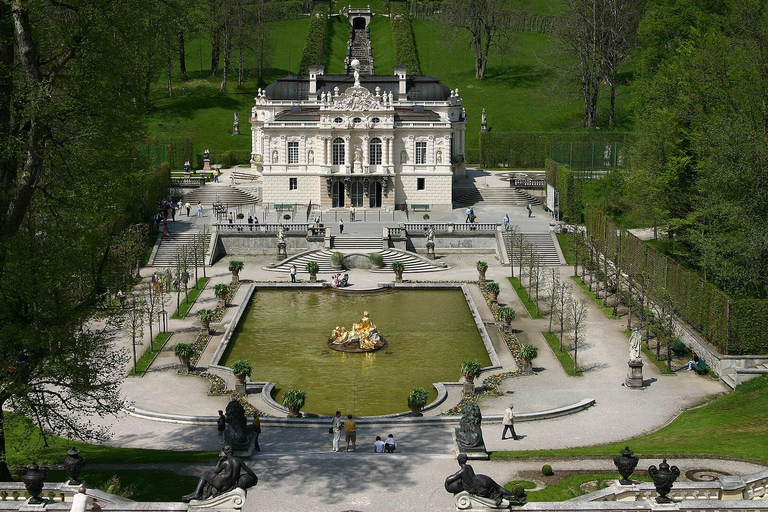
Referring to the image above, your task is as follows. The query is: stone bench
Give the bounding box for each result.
[411,204,430,212]
[274,203,293,211]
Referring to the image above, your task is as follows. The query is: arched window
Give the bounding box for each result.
[332,138,345,165]
[369,138,382,165]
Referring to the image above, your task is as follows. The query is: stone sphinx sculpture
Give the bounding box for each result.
[445,454,520,509]
[224,400,255,454]
[456,403,485,451]
[329,311,385,352]
[182,445,257,503]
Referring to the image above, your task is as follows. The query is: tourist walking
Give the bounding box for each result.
[527,204,532,218]
[252,414,261,452]
[350,206,356,222]
[503,214,510,230]
[345,414,357,451]
[217,410,226,441]
[466,207,472,222]
[197,202,203,217]
[290,265,297,283]
[228,212,234,224]
[162,217,169,235]
[502,404,518,440]
[331,411,343,452]
[185,202,191,217]
[339,218,344,234]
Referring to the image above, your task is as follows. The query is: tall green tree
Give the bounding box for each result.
[0,0,153,480]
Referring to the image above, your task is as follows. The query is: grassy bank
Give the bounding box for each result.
[171,277,211,319]
[128,331,173,376]
[542,331,582,376]
[493,375,768,463]
[509,276,545,319]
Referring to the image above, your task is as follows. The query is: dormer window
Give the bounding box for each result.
[334,117,343,124]
[371,117,380,124]
[353,117,362,124]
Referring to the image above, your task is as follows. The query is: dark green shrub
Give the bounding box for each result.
[390,3,420,73]
[542,464,554,476]
[299,3,330,73]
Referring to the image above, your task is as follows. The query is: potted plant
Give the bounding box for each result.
[369,252,384,269]
[477,261,488,281]
[331,251,345,270]
[236,213,245,220]
[423,214,430,221]
[214,283,229,305]
[498,306,515,329]
[460,360,483,394]
[174,342,194,372]
[231,359,253,385]
[228,260,244,283]
[485,281,500,302]
[282,389,306,418]
[391,261,404,283]
[197,308,213,334]
[305,261,319,283]
[407,387,429,417]
[520,343,538,374]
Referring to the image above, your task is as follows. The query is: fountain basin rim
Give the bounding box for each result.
[122,398,596,426]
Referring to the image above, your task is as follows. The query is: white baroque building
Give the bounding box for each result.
[250,64,466,211]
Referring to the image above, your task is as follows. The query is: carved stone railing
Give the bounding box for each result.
[402,222,500,234]
[214,223,309,233]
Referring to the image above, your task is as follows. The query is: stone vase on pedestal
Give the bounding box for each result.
[426,242,435,260]
[277,242,287,261]
[625,359,644,388]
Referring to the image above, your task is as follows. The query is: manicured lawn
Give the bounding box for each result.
[556,233,575,265]
[542,331,582,376]
[34,470,198,502]
[509,473,652,501]
[171,277,211,319]
[492,374,768,463]
[508,277,545,319]
[128,332,173,376]
[327,16,352,74]
[370,15,395,73]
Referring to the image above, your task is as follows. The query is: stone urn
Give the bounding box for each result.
[63,448,86,485]
[649,459,680,503]
[613,446,638,485]
[19,462,49,504]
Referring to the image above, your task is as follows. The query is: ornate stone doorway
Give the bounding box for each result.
[332,181,344,208]
[369,181,382,208]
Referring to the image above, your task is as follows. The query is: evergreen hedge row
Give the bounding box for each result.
[479,131,632,169]
[585,206,768,355]
[195,150,252,169]
[299,3,330,73]
[390,3,420,74]
[545,159,583,223]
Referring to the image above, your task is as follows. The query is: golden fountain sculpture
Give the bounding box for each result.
[329,311,386,353]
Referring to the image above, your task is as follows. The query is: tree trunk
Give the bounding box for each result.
[211,28,221,76]
[609,80,617,127]
[179,32,187,77]
[166,51,173,98]
[220,18,231,91]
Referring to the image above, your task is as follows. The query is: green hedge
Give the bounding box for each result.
[480,131,632,169]
[585,206,768,355]
[390,3,420,74]
[545,159,582,223]
[195,150,252,169]
[299,3,330,73]
[465,148,480,165]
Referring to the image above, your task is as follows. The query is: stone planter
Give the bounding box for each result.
[521,361,533,374]
[463,375,476,394]
[288,408,302,418]
[490,292,498,303]
[478,270,486,281]
[201,321,211,335]
[395,272,403,283]
[179,356,191,373]
[231,271,240,284]
[410,407,423,417]
[235,374,247,394]
[309,273,317,283]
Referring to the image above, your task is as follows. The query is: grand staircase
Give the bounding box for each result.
[453,187,541,207]
[182,186,259,207]
[331,236,382,252]
[346,28,374,74]
[150,231,211,267]
[267,248,446,274]
[502,232,563,266]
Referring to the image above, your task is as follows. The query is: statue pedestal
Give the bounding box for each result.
[625,360,644,389]
[188,488,246,511]
[426,242,435,260]
[453,428,488,460]
[203,158,211,171]
[277,242,287,261]
[453,491,510,511]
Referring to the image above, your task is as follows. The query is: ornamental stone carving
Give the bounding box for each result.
[333,85,383,111]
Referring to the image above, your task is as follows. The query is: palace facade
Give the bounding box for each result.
[250,65,467,211]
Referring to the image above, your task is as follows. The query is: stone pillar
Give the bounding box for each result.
[344,135,351,173]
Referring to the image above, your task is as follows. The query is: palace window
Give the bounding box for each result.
[369,138,382,165]
[417,178,425,190]
[289,178,297,190]
[415,141,427,164]
[332,138,345,165]
[287,141,299,164]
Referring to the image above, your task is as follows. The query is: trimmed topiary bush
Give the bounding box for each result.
[542,464,554,476]
[369,252,384,268]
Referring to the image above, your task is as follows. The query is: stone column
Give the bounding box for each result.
[344,135,351,173]
[362,136,369,173]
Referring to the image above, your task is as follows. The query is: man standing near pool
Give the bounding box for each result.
[345,414,357,452]
[332,410,343,452]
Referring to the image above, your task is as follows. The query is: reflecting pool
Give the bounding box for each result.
[222,288,491,416]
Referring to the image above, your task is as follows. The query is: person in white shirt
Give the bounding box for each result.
[331,410,343,452]
[502,404,518,440]
[373,436,385,453]
[384,433,397,453]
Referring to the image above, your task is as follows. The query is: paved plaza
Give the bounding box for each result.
[97,169,742,511]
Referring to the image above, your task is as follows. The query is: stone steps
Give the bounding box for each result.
[453,188,542,207]
[182,186,260,207]
[151,232,211,267]
[267,248,446,274]
[331,236,382,252]
[502,232,562,266]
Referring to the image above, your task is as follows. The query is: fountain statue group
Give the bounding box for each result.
[329,311,386,353]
